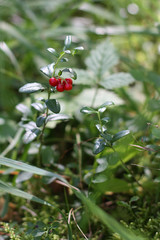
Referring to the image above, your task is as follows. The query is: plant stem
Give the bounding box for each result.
[97,111,103,134]
[37,87,51,167]
[37,52,66,167]
[76,133,83,189]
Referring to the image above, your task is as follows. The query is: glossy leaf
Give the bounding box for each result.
[96,158,108,173]
[16,103,31,115]
[64,35,72,49]
[102,117,110,123]
[95,124,107,133]
[60,58,68,62]
[112,130,130,143]
[22,121,37,130]
[45,99,60,113]
[47,48,59,57]
[19,83,45,94]
[40,62,55,78]
[93,138,106,154]
[31,103,45,112]
[36,115,46,127]
[98,101,114,112]
[23,128,41,144]
[62,68,77,80]
[80,107,97,114]
[46,114,70,123]
[74,46,84,51]
[101,132,112,143]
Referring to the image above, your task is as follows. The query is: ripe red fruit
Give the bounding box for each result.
[49,77,58,87]
[65,78,73,84]
[57,78,62,84]
[57,83,64,92]
[64,83,72,91]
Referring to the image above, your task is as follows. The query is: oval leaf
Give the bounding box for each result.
[80,107,97,114]
[47,48,59,57]
[45,99,60,113]
[19,83,45,94]
[40,62,55,78]
[93,138,106,155]
[23,128,41,144]
[64,35,72,49]
[112,130,130,143]
[98,101,114,112]
[46,114,70,123]
[36,116,46,127]
[62,68,77,80]
[31,103,45,112]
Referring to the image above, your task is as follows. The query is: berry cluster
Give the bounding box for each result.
[49,77,73,92]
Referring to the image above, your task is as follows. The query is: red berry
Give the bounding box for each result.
[64,83,72,91]
[49,77,58,87]
[65,78,73,84]
[57,78,62,84]
[57,83,64,92]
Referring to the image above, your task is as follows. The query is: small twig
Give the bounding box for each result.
[70,208,89,240]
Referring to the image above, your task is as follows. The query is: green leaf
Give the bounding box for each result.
[102,117,110,123]
[16,172,33,183]
[64,35,72,49]
[40,63,55,78]
[60,58,68,62]
[96,158,108,173]
[100,73,135,90]
[94,178,130,193]
[0,180,52,207]
[23,128,41,144]
[31,103,45,112]
[45,99,60,113]
[101,133,112,142]
[95,124,107,133]
[80,106,97,114]
[62,68,77,80]
[19,83,45,94]
[22,121,37,130]
[0,157,67,183]
[74,46,84,51]
[93,138,106,155]
[46,114,70,123]
[36,116,46,127]
[75,191,146,240]
[112,130,130,143]
[130,196,140,203]
[16,103,31,115]
[47,48,59,57]
[85,39,119,78]
[98,101,114,112]
[92,174,108,183]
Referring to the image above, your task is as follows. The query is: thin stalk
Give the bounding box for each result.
[37,52,66,166]
[76,133,83,189]
[37,88,51,166]
[97,111,103,134]
[91,85,99,107]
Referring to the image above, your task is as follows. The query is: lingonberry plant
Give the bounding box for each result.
[18,36,84,166]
